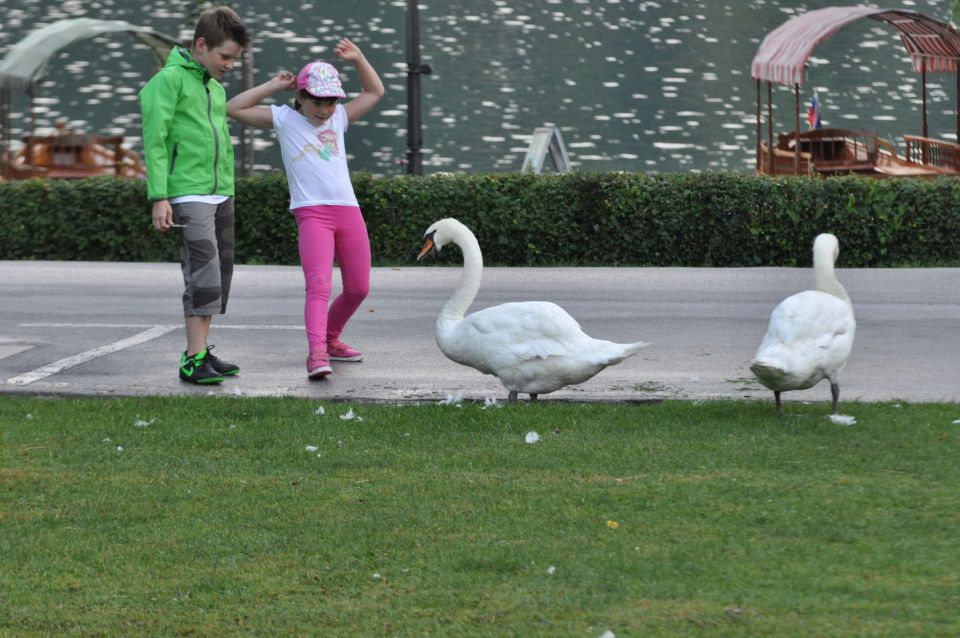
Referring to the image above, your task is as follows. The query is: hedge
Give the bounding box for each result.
[1,171,958,267]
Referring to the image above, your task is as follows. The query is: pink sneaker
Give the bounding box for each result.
[327,340,363,362]
[307,354,332,379]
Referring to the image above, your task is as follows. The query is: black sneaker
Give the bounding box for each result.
[205,344,239,376]
[179,349,224,384]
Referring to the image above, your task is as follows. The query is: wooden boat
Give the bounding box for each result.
[2,123,145,180]
[761,128,960,178]
[752,7,960,177]
[0,19,178,181]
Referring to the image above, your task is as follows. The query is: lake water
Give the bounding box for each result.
[0,0,955,175]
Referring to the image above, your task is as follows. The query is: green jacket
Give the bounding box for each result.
[139,48,234,201]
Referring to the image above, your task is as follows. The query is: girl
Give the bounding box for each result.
[228,38,385,379]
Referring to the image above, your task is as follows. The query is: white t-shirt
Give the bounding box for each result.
[271,103,359,210]
[170,195,229,205]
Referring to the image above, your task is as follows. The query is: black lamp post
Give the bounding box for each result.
[405,0,431,175]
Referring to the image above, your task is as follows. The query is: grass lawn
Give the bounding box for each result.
[1,395,958,637]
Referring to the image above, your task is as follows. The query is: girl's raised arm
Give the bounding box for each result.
[227,71,297,128]
[335,38,385,125]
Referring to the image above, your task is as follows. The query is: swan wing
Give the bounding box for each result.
[440,301,645,394]
[762,291,853,342]
[450,301,587,365]
[752,290,856,390]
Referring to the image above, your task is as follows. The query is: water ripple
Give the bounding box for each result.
[0,0,953,175]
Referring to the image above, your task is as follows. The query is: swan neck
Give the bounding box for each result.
[814,255,851,305]
[441,229,483,320]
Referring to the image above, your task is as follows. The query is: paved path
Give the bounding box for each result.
[1,261,957,406]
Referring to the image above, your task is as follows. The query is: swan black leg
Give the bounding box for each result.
[830,382,840,415]
[529,393,538,402]
[774,391,782,417]
[508,391,518,402]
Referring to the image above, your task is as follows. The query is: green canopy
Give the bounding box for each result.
[0,18,179,94]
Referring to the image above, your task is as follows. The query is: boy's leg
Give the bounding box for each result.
[202,198,240,375]
[295,207,337,356]
[327,206,371,343]
[214,198,236,314]
[175,201,226,354]
[185,316,212,356]
[173,202,223,384]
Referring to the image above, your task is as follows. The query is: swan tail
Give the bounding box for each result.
[597,340,651,365]
[749,359,790,390]
[624,341,651,357]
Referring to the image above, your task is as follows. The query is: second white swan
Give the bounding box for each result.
[750,233,856,416]
[418,218,650,401]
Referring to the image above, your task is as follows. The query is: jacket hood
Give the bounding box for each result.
[166,47,209,82]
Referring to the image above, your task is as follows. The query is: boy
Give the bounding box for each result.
[139,6,249,384]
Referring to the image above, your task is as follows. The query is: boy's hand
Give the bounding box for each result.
[152,200,174,232]
[333,37,363,63]
[269,71,296,91]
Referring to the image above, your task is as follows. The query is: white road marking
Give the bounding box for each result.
[19,323,165,329]
[6,325,178,386]
[21,323,303,330]
[0,344,33,360]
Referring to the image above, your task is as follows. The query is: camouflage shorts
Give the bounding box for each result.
[172,199,235,316]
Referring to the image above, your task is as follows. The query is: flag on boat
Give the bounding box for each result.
[807,91,822,129]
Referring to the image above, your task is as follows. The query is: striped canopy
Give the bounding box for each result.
[0,18,178,94]
[752,6,960,86]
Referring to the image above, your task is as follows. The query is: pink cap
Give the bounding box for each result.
[296,61,346,98]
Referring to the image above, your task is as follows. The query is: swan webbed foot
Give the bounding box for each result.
[830,382,840,415]
[529,393,538,402]
[774,391,782,417]
[507,391,518,403]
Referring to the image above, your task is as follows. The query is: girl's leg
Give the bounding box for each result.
[294,207,337,356]
[327,206,371,343]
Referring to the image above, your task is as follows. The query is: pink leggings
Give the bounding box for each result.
[294,205,371,355]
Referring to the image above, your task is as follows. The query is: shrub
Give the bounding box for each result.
[1,172,957,266]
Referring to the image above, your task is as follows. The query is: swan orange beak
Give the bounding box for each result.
[417,238,435,261]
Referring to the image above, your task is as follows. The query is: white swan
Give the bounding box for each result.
[417,218,650,401]
[750,233,856,416]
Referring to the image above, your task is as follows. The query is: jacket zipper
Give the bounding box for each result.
[168,141,179,175]
[204,78,219,194]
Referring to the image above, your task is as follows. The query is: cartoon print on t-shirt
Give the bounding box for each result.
[291,127,341,162]
[316,129,340,161]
